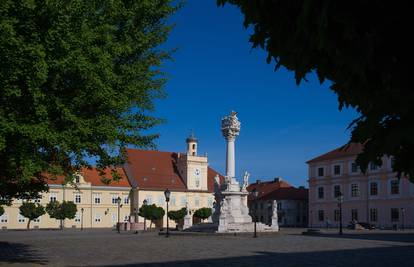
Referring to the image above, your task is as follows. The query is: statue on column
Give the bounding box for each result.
[241,171,250,192]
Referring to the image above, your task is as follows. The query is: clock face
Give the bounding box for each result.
[195,169,200,176]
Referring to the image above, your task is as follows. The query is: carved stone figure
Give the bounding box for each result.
[241,171,250,192]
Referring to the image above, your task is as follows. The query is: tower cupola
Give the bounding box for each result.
[186,133,198,156]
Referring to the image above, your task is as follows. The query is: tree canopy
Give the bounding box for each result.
[139,203,165,228]
[193,207,212,221]
[167,207,186,222]
[0,205,4,217]
[0,0,178,202]
[46,200,77,229]
[19,202,45,229]
[218,1,414,180]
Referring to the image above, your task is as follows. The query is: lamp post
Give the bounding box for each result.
[164,189,171,238]
[252,188,259,238]
[337,192,343,235]
[81,208,84,231]
[117,196,122,234]
[143,199,148,231]
[401,208,405,231]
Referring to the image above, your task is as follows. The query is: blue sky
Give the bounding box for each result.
[149,1,358,187]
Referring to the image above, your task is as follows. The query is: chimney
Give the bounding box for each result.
[274,177,282,182]
[256,179,261,184]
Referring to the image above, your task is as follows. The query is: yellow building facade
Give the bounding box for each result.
[0,136,222,230]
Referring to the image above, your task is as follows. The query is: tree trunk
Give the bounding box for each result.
[60,219,63,230]
[27,219,31,230]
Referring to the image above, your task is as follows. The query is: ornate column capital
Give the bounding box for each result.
[221,111,241,141]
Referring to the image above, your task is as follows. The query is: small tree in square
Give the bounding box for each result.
[193,207,212,222]
[19,202,45,229]
[168,207,187,228]
[139,204,165,229]
[46,201,77,229]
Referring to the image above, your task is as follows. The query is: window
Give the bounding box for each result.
[112,195,120,204]
[334,210,340,221]
[192,144,196,149]
[75,213,81,222]
[277,202,282,210]
[124,196,129,204]
[351,184,359,197]
[194,197,200,207]
[318,187,324,199]
[333,185,341,198]
[390,179,399,195]
[391,208,399,222]
[74,194,81,204]
[370,209,378,222]
[94,195,101,204]
[75,176,80,183]
[18,214,26,223]
[351,162,358,173]
[171,195,176,206]
[34,198,41,203]
[318,210,324,221]
[195,177,200,188]
[351,209,358,221]
[33,217,41,223]
[333,165,341,175]
[370,182,378,196]
[158,195,164,205]
[318,167,324,177]
[260,202,264,210]
[207,198,213,207]
[180,196,187,206]
[369,163,379,171]
[0,214,8,223]
[49,193,57,202]
[95,214,101,223]
[124,215,129,222]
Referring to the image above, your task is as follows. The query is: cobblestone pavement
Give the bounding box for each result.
[1,228,414,267]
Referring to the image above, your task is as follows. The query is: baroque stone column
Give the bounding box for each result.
[221,111,240,179]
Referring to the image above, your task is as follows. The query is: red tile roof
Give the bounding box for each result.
[260,187,308,201]
[46,167,130,187]
[125,148,223,192]
[306,143,364,164]
[81,167,130,187]
[247,178,293,200]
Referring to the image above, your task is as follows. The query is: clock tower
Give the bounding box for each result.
[177,134,208,191]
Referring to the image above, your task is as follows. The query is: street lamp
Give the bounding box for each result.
[401,208,405,231]
[143,199,148,231]
[117,196,122,234]
[81,208,84,231]
[337,192,343,235]
[252,188,259,238]
[164,189,171,238]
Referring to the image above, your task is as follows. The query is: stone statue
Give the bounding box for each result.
[185,202,190,216]
[241,171,249,192]
[221,111,241,140]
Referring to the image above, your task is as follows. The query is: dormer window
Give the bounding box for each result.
[75,176,80,183]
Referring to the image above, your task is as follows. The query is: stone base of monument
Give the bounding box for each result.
[217,222,279,233]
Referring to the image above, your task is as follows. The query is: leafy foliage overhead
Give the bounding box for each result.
[218,0,414,180]
[0,205,4,217]
[0,0,178,201]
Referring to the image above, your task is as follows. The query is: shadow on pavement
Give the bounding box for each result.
[296,231,414,243]
[0,241,48,265]
[88,245,414,267]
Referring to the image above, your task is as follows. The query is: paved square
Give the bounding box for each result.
[1,228,414,267]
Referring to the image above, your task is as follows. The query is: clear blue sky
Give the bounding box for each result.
[149,1,358,187]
